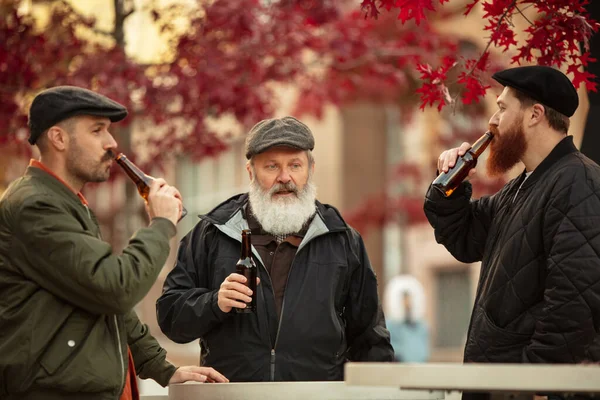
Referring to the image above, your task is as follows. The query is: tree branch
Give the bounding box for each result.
[445,1,520,112]
[466,0,518,77]
[515,5,534,26]
[53,0,115,39]
[113,0,136,48]
[91,27,113,37]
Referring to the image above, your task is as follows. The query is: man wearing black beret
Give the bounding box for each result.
[424,66,600,398]
[0,86,227,399]
[157,116,394,381]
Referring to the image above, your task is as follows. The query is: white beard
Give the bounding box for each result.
[248,174,317,236]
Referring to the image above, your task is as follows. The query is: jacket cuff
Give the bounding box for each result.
[427,180,471,202]
[447,180,472,200]
[150,217,177,239]
[153,361,178,387]
[210,290,232,322]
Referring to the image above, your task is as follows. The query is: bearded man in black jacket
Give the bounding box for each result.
[424,66,600,398]
[157,116,393,382]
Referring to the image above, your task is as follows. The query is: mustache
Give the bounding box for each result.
[488,124,499,136]
[103,150,116,161]
[269,181,298,196]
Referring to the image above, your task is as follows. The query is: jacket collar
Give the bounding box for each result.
[29,160,89,205]
[519,135,578,190]
[25,165,89,207]
[199,193,350,263]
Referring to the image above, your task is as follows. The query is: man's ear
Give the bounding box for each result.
[246,161,253,181]
[528,104,545,127]
[46,126,69,152]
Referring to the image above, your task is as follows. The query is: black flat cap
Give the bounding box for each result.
[28,86,128,144]
[245,116,315,159]
[492,66,579,117]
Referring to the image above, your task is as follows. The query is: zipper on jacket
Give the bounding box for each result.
[114,315,125,394]
[256,259,278,381]
[269,260,296,381]
[270,349,276,381]
[269,231,329,381]
[215,216,332,381]
[249,252,277,380]
[268,250,298,381]
[83,205,124,393]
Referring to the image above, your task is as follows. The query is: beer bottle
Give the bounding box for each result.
[432,131,494,197]
[235,229,257,313]
[115,153,188,221]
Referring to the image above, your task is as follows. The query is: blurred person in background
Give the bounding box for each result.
[384,275,429,363]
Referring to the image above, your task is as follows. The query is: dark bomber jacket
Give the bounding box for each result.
[157,193,394,381]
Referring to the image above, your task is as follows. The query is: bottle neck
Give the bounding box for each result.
[115,154,151,184]
[470,131,494,157]
[241,230,252,259]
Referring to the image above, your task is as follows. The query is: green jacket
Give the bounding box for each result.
[0,166,178,399]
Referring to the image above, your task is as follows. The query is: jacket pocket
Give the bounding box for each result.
[481,311,531,344]
[333,311,347,360]
[467,310,531,362]
[39,312,92,376]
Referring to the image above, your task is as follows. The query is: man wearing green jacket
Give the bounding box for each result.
[0,86,227,400]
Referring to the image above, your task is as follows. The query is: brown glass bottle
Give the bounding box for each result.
[235,229,257,313]
[432,131,494,197]
[114,153,188,221]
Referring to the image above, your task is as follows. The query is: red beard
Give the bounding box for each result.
[486,119,527,177]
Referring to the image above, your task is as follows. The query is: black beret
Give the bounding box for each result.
[245,116,315,159]
[28,86,128,144]
[492,66,579,117]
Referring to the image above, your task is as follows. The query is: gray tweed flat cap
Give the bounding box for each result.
[28,86,128,145]
[245,116,315,159]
